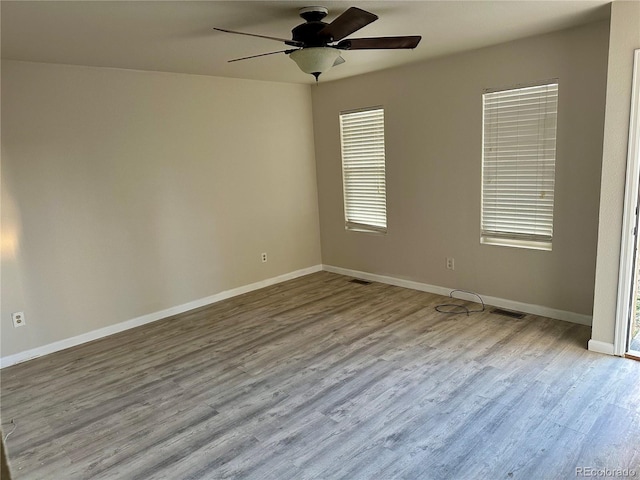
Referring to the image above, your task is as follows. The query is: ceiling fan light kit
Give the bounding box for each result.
[214,6,421,81]
[289,47,341,80]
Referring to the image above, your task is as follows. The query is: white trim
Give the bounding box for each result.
[322,264,592,326]
[614,49,640,357]
[587,339,615,356]
[480,236,552,252]
[0,265,322,369]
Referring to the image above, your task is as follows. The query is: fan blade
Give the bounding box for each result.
[319,7,378,42]
[213,27,304,47]
[333,55,346,67]
[337,36,422,50]
[228,49,296,63]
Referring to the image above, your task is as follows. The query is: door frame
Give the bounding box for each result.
[615,49,640,356]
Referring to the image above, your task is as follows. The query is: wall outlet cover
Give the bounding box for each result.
[11,312,26,328]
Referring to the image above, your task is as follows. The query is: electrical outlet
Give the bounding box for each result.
[261,252,268,263]
[11,311,26,328]
[446,258,455,270]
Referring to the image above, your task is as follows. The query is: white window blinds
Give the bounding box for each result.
[340,107,387,233]
[481,82,558,250]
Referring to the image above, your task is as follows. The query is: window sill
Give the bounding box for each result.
[481,236,552,251]
[346,225,387,235]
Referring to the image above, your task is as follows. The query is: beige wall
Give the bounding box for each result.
[312,21,610,316]
[1,61,321,358]
[591,1,640,347]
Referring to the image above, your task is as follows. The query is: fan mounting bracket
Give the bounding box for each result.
[299,6,329,22]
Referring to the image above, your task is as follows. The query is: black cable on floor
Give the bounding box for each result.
[435,289,485,316]
[3,420,16,442]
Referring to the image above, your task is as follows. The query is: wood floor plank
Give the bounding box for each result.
[2,271,639,479]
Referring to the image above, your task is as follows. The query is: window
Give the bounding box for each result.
[339,107,387,233]
[481,82,558,250]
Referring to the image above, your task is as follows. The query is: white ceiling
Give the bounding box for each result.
[1,1,611,84]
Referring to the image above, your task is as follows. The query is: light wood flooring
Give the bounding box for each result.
[1,272,639,479]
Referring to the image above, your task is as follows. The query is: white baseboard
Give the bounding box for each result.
[2,263,597,368]
[0,264,322,369]
[322,264,593,327]
[587,339,615,356]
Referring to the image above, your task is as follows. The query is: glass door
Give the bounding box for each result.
[628,50,640,358]
[629,219,640,357]
[616,49,640,358]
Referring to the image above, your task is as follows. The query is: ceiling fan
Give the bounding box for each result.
[214,6,421,81]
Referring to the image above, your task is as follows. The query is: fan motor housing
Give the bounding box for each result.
[293,6,332,46]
